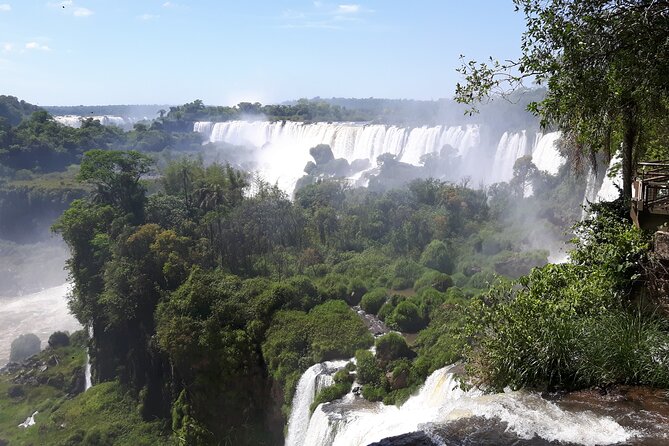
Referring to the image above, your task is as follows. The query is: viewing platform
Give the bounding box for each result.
[631,161,669,230]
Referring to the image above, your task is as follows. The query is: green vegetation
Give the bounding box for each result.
[0,331,169,446]
[465,201,669,391]
[457,0,669,199]
[41,142,572,443]
[309,369,354,413]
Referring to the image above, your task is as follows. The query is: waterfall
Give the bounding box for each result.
[490,131,531,183]
[18,411,38,428]
[294,366,634,446]
[285,360,349,446]
[596,154,622,202]
[199,120,576,193]
[581,153,622,219]
[54,115,137,130]
[532,132,564,175]
[84,354,92,391]
[84,324,93,391]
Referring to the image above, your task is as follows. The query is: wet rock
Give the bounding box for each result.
[653,231,669,260]
[47,372,65,389]
[388,369,409,390]
[69,365,86,395]
[368,431,437,446]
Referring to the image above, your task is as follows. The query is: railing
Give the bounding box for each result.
[633,161,669,216]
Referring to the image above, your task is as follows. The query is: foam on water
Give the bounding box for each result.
[0,283,81,365]
[293,366,635,446]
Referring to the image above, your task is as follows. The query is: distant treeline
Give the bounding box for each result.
[43,104,169,120]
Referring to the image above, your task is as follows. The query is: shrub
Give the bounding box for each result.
[310,378,352,412]
[360,288,387,315]
[390,259,425,290]
[355,349,382,385]
[48,331,71,349]
[420,240,454,274]
[387,301,425,333]
[413,270,453,292]
[375,333,413,364]
[361,384,387,402]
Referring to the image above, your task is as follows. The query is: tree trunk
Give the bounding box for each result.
[621,98,639,201]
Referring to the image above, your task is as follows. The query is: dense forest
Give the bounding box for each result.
[1,1,669,444]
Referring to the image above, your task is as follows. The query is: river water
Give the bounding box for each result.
[0,283,81,365]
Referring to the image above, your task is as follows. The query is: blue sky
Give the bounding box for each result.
[0,1,526,106]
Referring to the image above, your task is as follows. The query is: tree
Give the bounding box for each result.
[456,0,669,199]
[78,149,152,219]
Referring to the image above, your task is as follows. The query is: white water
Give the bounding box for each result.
[0,283,81,365]
[84,353,92,390]
[581,153,623,219]
[294,366,634,446]
[84,325,93,390]
[194,121,565,194]
[596,154,622,202]
[54,115,138,130]
[18,411,38,428]
[532,132,565,175]
[286,360,349,446]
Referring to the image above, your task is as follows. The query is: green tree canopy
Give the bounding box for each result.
[456,0,669,198]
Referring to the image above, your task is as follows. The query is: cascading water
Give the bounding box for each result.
[285,360,349,446]
[293,365,638,446]
[532,132,565,175]
[84,325,93,391]
[195,120,567,194]
[490,131,531,183]
[54,115,138,130]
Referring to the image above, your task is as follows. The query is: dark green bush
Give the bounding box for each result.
[413,270,453,292]
[375,333,413,364]
[419,240,454,274]
[387,301,425,333]
[355,349,382,385]
[360,288,387,315]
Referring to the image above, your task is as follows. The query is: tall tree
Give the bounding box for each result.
[456,0,669,199]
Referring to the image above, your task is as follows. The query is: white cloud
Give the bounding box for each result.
[138,13,158,21]
[73,7,92,17]
[25,42,51,51]
[0,4,11,12]
[2,43,13,53]
[162,1,174,7]
[280,2,371,29]
[337,4,360,14]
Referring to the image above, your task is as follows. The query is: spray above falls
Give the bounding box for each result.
[194,120,566,194]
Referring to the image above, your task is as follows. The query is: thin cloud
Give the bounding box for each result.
[25,42,51,51]
[2,43,13,53]
[73,7,93,17]
[162,1,175,8]
[0,4,11,12]
[337,4,360,14]
[138,13,159,21]
[280,2,372,30]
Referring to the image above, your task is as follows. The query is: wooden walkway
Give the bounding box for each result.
[631,161,669,230]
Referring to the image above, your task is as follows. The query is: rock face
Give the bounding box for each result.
[368,431,437,446]
[653,231,669,260]
[9,334,41,363]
